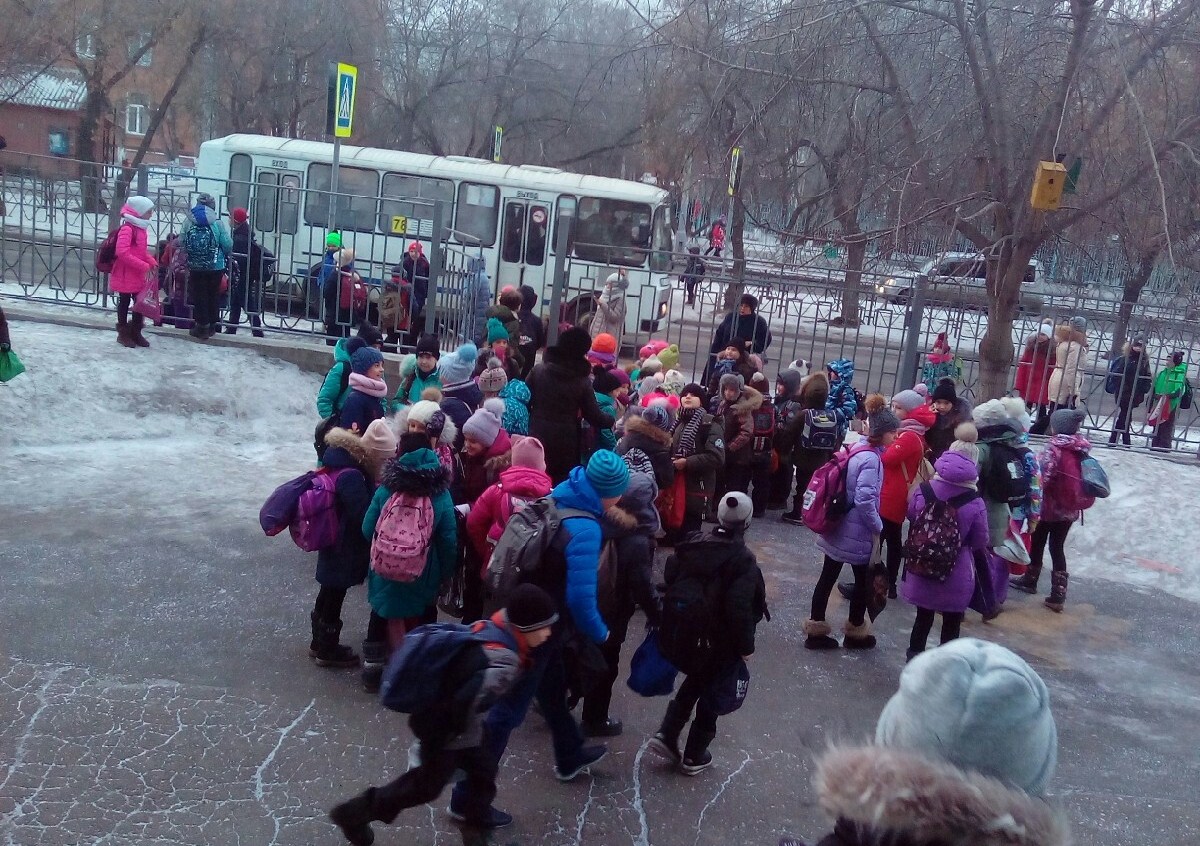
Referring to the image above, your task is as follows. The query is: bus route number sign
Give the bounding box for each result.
[391,216,408,235]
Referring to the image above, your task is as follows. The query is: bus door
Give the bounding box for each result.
[250,168,303,307]
[497,199,550,292]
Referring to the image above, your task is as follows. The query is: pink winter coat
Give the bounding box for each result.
[465,464,553,566]
[108,216,155,294]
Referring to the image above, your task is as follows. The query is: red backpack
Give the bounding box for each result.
[338,270,368,312]
[801,445,873,534]
[1048,448,1095,516]
[95,226,124,273]
[750,406,775,454]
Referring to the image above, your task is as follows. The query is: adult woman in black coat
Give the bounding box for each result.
[701,293,772,384]
[527,326,616,483]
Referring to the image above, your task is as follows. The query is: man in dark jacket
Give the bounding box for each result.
[226,207,274,337]
[649,492,767,776]
[702,293,772,383]
[517,284,545,379]
[1106,337,1152,446]
[527,326,616,483]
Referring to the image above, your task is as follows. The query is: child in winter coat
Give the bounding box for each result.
[716,373,765,496]
[474,318,521,381]
[359,433,459,691]
[1149,350,1190,450]
[901,424,990,660]
[746,371,776,516]
[497,378,530,436]
[476,357,509,403]
[438,342,484,443]
[318,330,382,419]
[781,372,833,524]
[925,378,973,459]
[669,384,725,540]
[649,492,767,776]
[339,346,388,434]
[824,358,858,443]
[587,332,620,370]
[769,370,806,508]
[1010,408,1094,612]
[396,394,458,476]
[804,409,895,651]
[310,422,397,668]
[878,388,937,596]
[465,437,551,565]
[109,195,157,348]
[590,367,624,454]
[706,342,756,399]
[616,401,676,490]
[329,584,559,843]
[459,399,513,502]
[391,333,442,411]
[1015,321,1056,431]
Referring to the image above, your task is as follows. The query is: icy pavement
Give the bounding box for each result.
[1,320,1199,845]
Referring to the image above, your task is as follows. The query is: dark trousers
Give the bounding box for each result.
[881,517,903,590]
[227,274,262,333]
[190,269,224,329]
[789,450,829,514]
[811,555,868,626]
[659,667,721,758]
[909,607,964,653]
[724,463,753,497]
[1109,403,1135,445]
[769,456,793,505]
[1030,520,1072,573]
[116,292,133,325]
[313,585,348,626]
[1152,414,1176,450]
[370,738,497,825]
[581,613,631,727]
[748,456,772,514]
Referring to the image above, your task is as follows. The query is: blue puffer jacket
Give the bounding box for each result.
[825,358,858,435]
[816,446,883,565]
[541,468,611,644]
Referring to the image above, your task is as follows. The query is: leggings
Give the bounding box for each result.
[116,292,133,325]
[1029,520,1072,573]
[811,555,868,626]
[313,585,348,625]
[881,517,903,589]
[909,607,964,653]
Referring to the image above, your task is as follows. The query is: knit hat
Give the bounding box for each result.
[641,402,674,433]
[1037,320,1055,339]
[750,371,768,389]
[787,358,812,375]
[505,584,559,632]
[868,408,901,438]
[639,390,680,412]
[196,192,216,210]
[876,638,1058,796]
[913,382,929,399]
[345,337,368,357]
[662,369,686,395]
[932,378,958,402]
[592,367,622,395]
[397,431,429,455]
[477,357,508,394]
[1069,316,1087,333]
[609,368,631,389]
[438,342,478,386]
[361,418,398,457]
[351,345,384,375]
[325,232,342,249]
[639,340,669,360]
[1049,407,1085,436]
[463,398,506,447]
[557,326,593,361]
[718,373,744,394]
[777,370,803,396]
[231,207,249,225]
[125,195,154,217]
[739,293,758,311]
[717,491,754,532]
[891,389,925,413]
[639,356,663,377]
[657,344,680,371]
[585,449,630,499]
[681,382,708,404]
[357,322,384,348]
[415,333,440,359]
[511,436,547,473]
[946,422,980,464]
[591,332,618,357]
[487,317,509,345]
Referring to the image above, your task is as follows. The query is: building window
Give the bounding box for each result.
[125,99,148,135]
[129,31,153,66]
[48,130,70,157]
[76,32,95,59]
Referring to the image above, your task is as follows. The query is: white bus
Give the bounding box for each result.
[193,134,675,338]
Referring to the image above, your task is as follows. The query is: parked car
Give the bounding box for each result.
[875,252,1044,313]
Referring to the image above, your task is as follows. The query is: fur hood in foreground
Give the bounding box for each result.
[729,385,765,415]
[812,746,1071,846]
[623,412,674,447]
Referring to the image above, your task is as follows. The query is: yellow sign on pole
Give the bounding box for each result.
[390,215,408,235]
[727,146,743,196]
[333,62,358,139]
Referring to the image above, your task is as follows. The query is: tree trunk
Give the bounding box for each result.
[977,253,1033,399]
[721,194,747,312]
[834,238,866,327]
[1110,252,1156,359]
[76,90,110,213]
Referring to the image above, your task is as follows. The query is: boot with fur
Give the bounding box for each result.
[842,619,876,650]
[360,640,388,693]
[1044,571,1068,612]
[803,618,839,650]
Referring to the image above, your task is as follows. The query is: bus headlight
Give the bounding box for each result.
[658,301,669,319]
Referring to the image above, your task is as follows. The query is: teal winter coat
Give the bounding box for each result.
[499,379,531,435]
[317,338,355,418]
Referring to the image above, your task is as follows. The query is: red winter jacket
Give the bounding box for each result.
[465,464,553,566]
[879,405,936,524]
[1015,337,1055,406]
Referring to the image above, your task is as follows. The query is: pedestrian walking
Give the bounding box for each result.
[108,195,157,348]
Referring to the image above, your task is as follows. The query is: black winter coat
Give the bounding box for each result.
[670,410,724,524]
[315,429,375,589]
[926,398,972,460]
[527,346,615,482]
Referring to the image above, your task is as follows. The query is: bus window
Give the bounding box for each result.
[501,203,525,263]
[650,204,672,272]
[574,197,652,267]
[279,174,300,235]
[455,182,499,247]
[304,163,379,232]
[228,153,252,211]
[552,195,575,254]
[379,173,453,238]
[526,205,548,267]
[254,171,278,232]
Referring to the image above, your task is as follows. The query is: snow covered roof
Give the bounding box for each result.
[0,67,88,112]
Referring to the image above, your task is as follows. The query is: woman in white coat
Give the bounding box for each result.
[589,269,628,348]
[1033,317,1088,435]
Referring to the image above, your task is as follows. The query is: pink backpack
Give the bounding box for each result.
[371,492,435,581]
[290,469,348,551]
[801,445,873,534]
[487,491,536,547]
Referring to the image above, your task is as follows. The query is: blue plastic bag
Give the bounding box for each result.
[626,630,677,697]
[702,658,750,716]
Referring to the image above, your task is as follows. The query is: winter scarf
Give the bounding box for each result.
[932,473,977,491]
[672,407,705,459]
[898,416,930,436]
[349,373,388,397]
[121,196,154,229]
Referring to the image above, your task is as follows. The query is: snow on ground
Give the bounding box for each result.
[2,318,1199,602]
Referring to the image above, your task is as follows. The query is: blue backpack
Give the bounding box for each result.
[380,621,516,713]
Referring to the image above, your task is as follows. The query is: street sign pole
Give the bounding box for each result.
[329,138,341,231]
[326,61,358,234]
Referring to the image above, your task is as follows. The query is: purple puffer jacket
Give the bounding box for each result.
[900,451,990,614]
[816,447,884,565]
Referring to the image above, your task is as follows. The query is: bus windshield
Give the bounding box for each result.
[573,197,652,267]
[650,204,672,272]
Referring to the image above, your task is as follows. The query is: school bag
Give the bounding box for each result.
[1080,455,1110,499]
[799,409,838,450]
[979,441,1032,508]
[1104,358,1124,395]
[903,483,979,583]
[483,496,591,613]
[1181,380,1194,411]
[370,492,436,581]
[1050,449,1096,515]
[95,227,122,273]
[313,363,352,460]
[901,450,936,495]
[183,223,219,270]
[380,620,516,714]
[750,406,775,453]
[338,269,369,312]
[288,468,349,551]
[801,445,872,534]
[259,470,316,536]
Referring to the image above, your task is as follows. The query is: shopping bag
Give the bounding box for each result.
[132,279,162,322]
[655,472,688,532]
[626,629,678,697]
[0,348,26,382]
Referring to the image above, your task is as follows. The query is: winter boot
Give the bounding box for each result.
[649,700,690,765]
[116,321,136,348]
[361,640,388,692]
[842,619,876,650]
[130,312,151,347]
[680,725,715,776]
[803,619,839,650]
[329,788,378,846]
[314,621,359,668]
[1044,571,1068,613]
[1010,565,1042,595]
[251,315,264,338]
[308,612,322,658]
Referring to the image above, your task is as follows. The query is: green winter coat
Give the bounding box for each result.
[594,391,618,451]
[362,448,458,619]
[1153,362,1190,412]
[391,353,444,412]
[317,338,355,419]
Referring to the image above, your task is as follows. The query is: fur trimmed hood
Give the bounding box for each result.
[623,412,674,446]
[380,448,450,496]
[323,427,372,471]
[1054,325,1087,347]
[731,385,764,415]
[814,746,1071,846]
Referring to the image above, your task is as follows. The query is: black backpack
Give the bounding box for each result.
[980,441,1031,508]
[313,363,352,460]
[657,537,743,675]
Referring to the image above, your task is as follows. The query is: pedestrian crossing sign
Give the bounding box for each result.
[330,62,357,138]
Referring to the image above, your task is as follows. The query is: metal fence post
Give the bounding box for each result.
[546,220,570,347]
[424,201,444,337]
[898,274,929,392]
[136,164,148,198]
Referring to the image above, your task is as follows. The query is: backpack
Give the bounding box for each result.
[338,270,368,312]
[1080,455,1110,499]
[289,468,349,551]
[750,406,775,453]
[380,620,516,714]
[313,363,352,460]
[801,445,873,534]
[799,409,838,450]
[979,441,1032,508]
[1181,380,1194,411]
[489,491,535,547]
[95,227,121,273]
[183,223,218,270]
[483,496,592,614]
[259,470,317,536]
[1104,357,1124,395]
[1049,448,1096,515]
[902,483,979,583]
[370,492,436,581]
[657,537,741,675]
[901,450,936,495]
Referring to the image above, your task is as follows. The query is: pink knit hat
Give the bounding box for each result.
[511,436,547,473]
